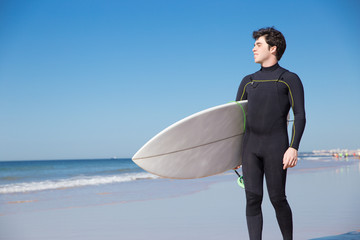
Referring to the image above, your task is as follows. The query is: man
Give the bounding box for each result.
[235,27,306,240]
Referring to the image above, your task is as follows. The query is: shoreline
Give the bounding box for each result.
[1,157,356,215]
[0,157,359,240]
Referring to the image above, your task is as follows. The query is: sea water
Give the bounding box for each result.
[0,158,154,194]
[0,158,219,215]
[0,154,359,216]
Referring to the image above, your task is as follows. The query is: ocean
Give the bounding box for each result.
[0,158,219,215]
[0,153,358,216]
[1,154,359,240]
[0,158,155,194]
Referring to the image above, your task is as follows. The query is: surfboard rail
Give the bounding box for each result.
[132,100,248,179]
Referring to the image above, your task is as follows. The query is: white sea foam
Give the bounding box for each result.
[0,172,158,194]
[303,157,323,161]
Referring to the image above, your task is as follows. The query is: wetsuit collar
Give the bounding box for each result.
[260,63,280,72]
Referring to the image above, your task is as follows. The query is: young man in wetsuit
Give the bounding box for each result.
[235,27,306,240]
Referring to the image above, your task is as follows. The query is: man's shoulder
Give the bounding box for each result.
[280,68,303,88]
[280,68,301,81]
[241,73,254,83]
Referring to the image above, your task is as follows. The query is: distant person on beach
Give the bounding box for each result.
[235,27,306,239]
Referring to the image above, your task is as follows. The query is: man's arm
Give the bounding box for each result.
[283,72,306,169]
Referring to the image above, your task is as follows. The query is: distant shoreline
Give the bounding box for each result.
[2,149,360,162]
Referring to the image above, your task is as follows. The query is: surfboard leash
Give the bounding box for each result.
[229,101,246,189]
[234,169,245,189]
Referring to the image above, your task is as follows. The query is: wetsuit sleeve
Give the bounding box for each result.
[236,75,251,101]
[285,72,306,150]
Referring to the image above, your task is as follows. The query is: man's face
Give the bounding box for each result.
[252,36,275,65]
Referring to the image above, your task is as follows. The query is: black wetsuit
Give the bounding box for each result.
[236,63,306,240]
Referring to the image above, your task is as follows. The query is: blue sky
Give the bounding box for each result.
[1,0,359,160]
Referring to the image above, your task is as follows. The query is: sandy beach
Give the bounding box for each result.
[0,157,359,240]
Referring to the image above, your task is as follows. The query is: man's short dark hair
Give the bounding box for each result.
[253,27,286,61]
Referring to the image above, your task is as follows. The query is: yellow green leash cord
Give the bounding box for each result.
[235,169,245,188]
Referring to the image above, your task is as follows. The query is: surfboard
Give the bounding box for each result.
[132,100,248,179]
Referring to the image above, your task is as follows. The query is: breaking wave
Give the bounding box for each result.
[0,172,158,194]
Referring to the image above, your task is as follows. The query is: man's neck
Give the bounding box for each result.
[261,59,278,68]
[261,62,280,72]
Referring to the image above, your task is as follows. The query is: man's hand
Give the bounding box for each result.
[283,147,298,170]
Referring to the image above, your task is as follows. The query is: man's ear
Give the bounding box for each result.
[270,45,277,54]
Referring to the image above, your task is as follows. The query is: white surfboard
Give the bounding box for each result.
[132,100,248,179]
